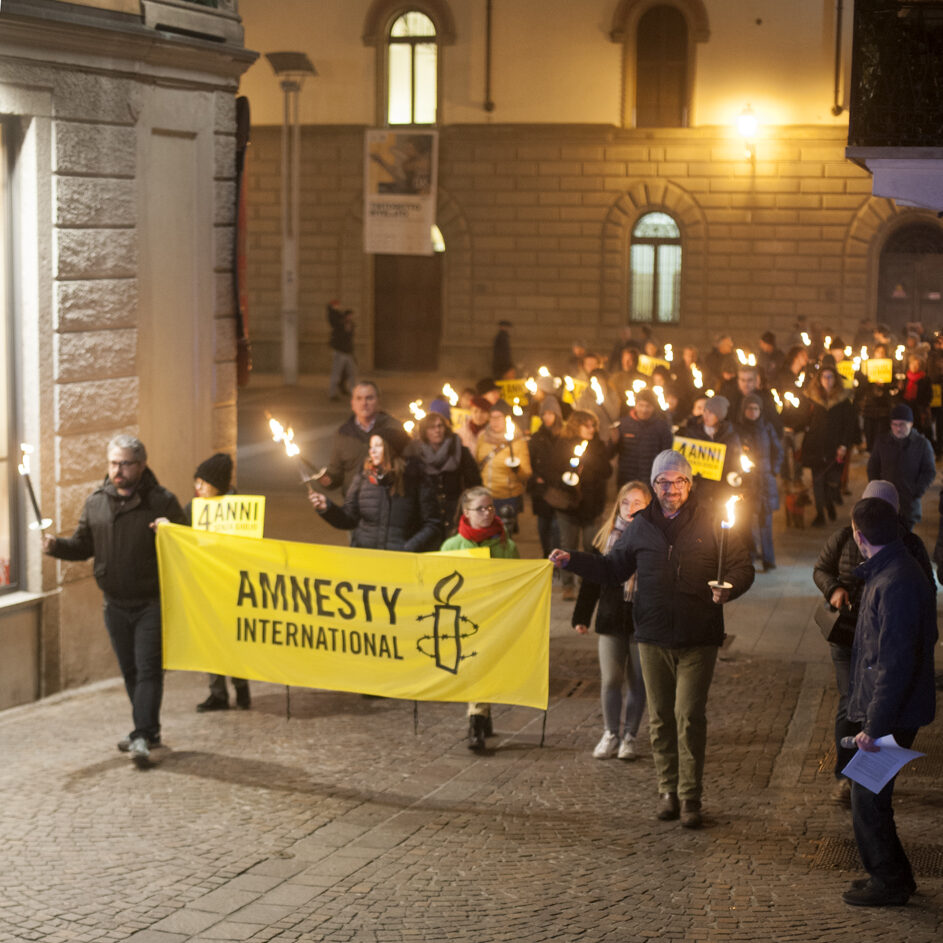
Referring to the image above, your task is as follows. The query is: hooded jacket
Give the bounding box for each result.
[324,412,411,494]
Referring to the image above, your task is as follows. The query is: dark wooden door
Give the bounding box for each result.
[374,254,442,370]
[877,223,943,335]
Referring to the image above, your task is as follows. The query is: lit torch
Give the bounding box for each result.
[442,383,459,406]
[664,343,673,363]
[710,495,741,591]
[692,365,703,389]
[512,397,524,417]
[524,376,538,396]
[267,413,323,493]
[17,444,52,531]
[801,332,811,347]
[590,376,605,406]
[770,389,783,412]
[562,439,588,486]
[504,416,520,467]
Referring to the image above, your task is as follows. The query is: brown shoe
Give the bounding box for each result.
[680,799,702,829]
[656,792,679,820]
[832,777,851,807]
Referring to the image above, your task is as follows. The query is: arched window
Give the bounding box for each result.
[630,212,682,323]
[609,0,709,128]
[877,221,943,334]
[363,2,456,127]
[388,12,437,125]
[636,6,687,127]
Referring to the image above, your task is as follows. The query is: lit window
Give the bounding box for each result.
[388,12,437,125]
[630,212,681,323]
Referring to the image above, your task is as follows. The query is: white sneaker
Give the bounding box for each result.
[128,736,150,768]
[617,734,638,760]
[592,731,620,759]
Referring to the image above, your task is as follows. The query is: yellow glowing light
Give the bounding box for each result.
[664,344,674,363]
[590,376,605,405]
[442,383,459,406]
[800,332,811,347]
[504,416,515,442]
[564,376,575,392]
[524,377,538,395]
[723,494,741,528]
[737,106,758,140]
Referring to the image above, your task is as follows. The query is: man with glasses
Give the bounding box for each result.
[43,434,185,766]
[550,449,754,827]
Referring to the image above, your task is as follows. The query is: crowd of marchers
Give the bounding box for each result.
[36,310,939,910]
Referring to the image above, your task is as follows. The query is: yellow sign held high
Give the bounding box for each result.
[157,526,550,709]
[672,435,727,482]
[192,495,266,538]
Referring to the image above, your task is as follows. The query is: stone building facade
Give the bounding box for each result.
[0,0,254,706]
[236,0,943,378]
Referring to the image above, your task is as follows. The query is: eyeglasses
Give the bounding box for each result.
[653,477,690,492]
[468,505,495,513]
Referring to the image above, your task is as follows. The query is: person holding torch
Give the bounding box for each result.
[549,450,754,828]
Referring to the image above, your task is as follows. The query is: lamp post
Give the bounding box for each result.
[266,52,317,386]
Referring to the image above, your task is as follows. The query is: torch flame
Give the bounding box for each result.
[824,335,832,350]
[442,383,459,406]
[747,353,756,366]
[625,390,636,407]
[652,384,669,411]
[590,376,605,405]
[524,377,538,395]
[512,398,524,417]
[785,391,800,408]
[409,400,426,420]
[664,343,673,363]
[770,389,783,410]
[801,332,811,346]
[269,416,300,458]
[844,346,852,357]
[404,420,415,435]
[504,416,515,442]
[894,345,905,361]
[538,365,551,378]
[736,348,747,365]
[632,378,647,393]
[860,346,869,361]
[740,454,754,473]
[722,494,740,529]
[17,442,34,476]
[564,375,575,392]
[795,372,805,389]
[692,365,703,389]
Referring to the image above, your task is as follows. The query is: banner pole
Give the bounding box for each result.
[413,700,419,735]
[540,709,547,747]
[285,685,291,721]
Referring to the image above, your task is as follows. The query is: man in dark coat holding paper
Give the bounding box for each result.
[842,497,937,907]
[549,449,754,829]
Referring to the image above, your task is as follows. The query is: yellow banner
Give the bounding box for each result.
[157,525,550,709]
[496,378,531,405]
[865,358,893,384]
[672,435,727,482]
[835,360,855,390]
[191,495,265,538]
[449,406,471,429]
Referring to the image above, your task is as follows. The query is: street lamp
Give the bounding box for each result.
[737,104,758,162]
[266,52,317,385]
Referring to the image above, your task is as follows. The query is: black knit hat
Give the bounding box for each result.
[195,453,233,493]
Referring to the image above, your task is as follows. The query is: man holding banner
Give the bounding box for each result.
[43,434,185,767]
[550,449,754,829]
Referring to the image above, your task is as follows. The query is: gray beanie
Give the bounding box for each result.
[650,449,693,485]
[861,479,899,513]
[704,395,729,421]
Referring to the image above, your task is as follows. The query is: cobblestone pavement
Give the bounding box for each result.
[1,375,941,942]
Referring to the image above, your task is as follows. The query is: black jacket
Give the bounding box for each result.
[320,460,440,552]
[866,430,936,527]
[571,547,634,638]
[813,524,933,643]
[848,540,937,735]
[406,435,480,541]
[563,497,754,648]
[616,410,673,486]
[49,467,185,602]
[325,412,411,494]
[527,424,560,517]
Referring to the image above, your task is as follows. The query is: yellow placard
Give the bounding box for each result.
[638,355,670,376]
[865,359,893,384]
[158,525,550,709]
[496,378,531,405]
[836,360,855,390]
[563,378,588,405]
[191,495,265,539]
[932,384,942,409]
[449,406,471,429]
[672,435,727,482]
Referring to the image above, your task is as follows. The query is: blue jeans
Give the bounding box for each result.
[598,634,646,737]
[851,727,918,891]
[103,599,164,741]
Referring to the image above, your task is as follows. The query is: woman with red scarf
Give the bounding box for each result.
[440,486,520,751]
[901,354,932,438]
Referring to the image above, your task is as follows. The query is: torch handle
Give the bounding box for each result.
[23,473,44,526]
[716,527,728,584]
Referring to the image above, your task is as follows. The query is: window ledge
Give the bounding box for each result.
[142,0,244,45]
[0,590,44,615]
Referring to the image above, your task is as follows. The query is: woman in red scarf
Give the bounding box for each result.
[901,354,932,437]
[440,486,520,751]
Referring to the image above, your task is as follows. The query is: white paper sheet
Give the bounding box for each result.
[841,734,925,793]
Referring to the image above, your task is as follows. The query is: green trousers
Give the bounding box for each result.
[637,643,718,801]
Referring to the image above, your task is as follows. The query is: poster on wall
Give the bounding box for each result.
[364,129,438,256]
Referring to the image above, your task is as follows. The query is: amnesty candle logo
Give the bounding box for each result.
[416,571,479,674]
[158,525,551,709]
